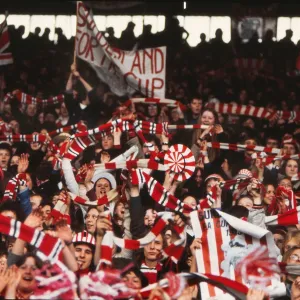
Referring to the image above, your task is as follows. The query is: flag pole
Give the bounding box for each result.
[73,2,78,70]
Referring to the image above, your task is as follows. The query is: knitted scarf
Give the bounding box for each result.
[140,261,163,285]
[131,170,217,213]
[267,186,297,215]
[0,214,63,259]
[0,133,47,143]
[50,200,71,225]
[4,91,65,107]
[208,102,300,122]
[265,205,300,226]
[48,121,87,136]
[205,142,281,154]
[68,189,119,207]
[140,272,249,300]
[2,173,27,202]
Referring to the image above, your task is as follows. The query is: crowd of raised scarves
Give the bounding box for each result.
[0,75,299,299]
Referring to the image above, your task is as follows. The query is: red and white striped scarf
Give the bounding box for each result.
[48,121,87,137]
[0,119,11,134]
[50,200,71,225]
[4,91,65,107]
[0,214,63,260]
[267,186,297,215]
[68,189,118,207]
[2,173,27,202]
[265,206,300,226]
[140,261,163,285]
[0,133,47,143]
[205,142,281,154]
[140,272,249,300]
[208,102,300,122]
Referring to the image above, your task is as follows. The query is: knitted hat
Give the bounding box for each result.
[205,174,223,182]
[235,169,253,180]
[92,171,117,189]
[72,230,96,247]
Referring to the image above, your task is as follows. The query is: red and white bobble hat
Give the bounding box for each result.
[72,230,96,247]
[235,169,253,180]
[204,173,223,182]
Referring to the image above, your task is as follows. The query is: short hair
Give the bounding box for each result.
[15,252,43,269]
[35,161,53,181]
[121,266,149,288]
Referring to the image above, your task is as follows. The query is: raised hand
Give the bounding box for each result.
[56,219,72,244]
[24,209,43,229]
[17,153,29,174]
[190,238,202,256]
[96,213,112,237]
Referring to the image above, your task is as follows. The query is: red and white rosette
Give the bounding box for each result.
[164,144,195,181]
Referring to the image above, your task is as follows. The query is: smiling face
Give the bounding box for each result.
[144,234,163,262]
[264,184,275,205]
[95,178,111,198]
[17,257,38,293]
[285,159,298,178]
[74,244,93,270]
[85,208,99,234]
[201,110,215,126]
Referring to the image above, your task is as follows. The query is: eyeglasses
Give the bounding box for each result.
[289,254,300,262]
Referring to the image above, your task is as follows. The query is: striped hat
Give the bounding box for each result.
[235,169,253,180]
[72,230,96,247]
[205,174,223,182]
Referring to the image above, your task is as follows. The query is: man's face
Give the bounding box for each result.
[26,104,37,117]
[144,234,163,261]
[74,244,93,270]
[283,143,296,155]
[266,139,279,149]
[190,99,202,115]
[41,205,52,226]
[0,149,11,169]
[244,139,257,155]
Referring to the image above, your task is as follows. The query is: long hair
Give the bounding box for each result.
[192,108,220,162]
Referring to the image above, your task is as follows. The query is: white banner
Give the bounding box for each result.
[75,1,166,98]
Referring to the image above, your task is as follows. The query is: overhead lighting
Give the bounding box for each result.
[183,1,187,10]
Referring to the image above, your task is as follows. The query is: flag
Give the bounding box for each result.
[75,1,166,98]
[190,209,285,299]
[0,18,13,66]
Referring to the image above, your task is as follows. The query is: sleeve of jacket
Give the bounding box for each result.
[62,158,79,195]
[18,188,32,217]
[129,195,148,239]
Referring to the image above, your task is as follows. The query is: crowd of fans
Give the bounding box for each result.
[0,18,298,299]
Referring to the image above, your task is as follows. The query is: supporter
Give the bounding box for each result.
[0,16,299,300]
[73,231,96,276]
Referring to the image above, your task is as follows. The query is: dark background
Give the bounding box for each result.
[0,2,299,17]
